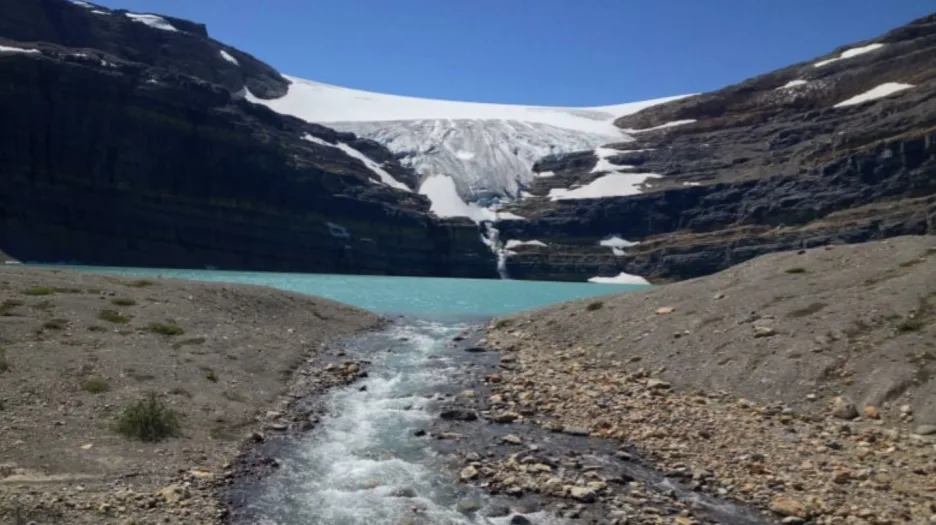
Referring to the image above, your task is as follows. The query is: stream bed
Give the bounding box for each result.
[224,319,778,525]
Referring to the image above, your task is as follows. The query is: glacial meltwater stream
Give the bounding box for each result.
[52,267,776,524]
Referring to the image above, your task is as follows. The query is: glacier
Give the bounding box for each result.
[246,75,688,205]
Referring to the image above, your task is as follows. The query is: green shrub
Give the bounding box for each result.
[98,309,130,324]
[586,301,604,311]
[785,267,807,274]
[81,377,111,394]
[22,287,56,296]
[113,393,181,442]
[110,298,137,306]
[124,279,155,288]
[147,322,184,336]
[204,370,218,382]
[0,348,8,373]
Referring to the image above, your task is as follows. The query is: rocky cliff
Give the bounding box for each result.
[0,0,497,277]
[498,13,936,282]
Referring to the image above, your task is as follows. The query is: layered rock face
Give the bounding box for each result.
[499,13,936,282]
[0,0,496,277]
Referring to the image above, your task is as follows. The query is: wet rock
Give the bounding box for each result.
[501,434,523,445]
[753,325,777,338]
[460,465,479,481]
[155,484,188,505]
[831,396,858,419]
[412,429,427,437]
[440,408,478,421]
[456,497,482,514]
[483,504,511,517]
[567,485,597,502]
[562,426,590,436]
[390,487,417,498]
[769,495,808,518]
[464,347,488,353]
[491,411,520,423]
[510,516,533,525]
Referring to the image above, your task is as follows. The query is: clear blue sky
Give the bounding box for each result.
[94,0,933,106]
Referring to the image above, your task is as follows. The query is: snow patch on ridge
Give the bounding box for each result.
[219,50,239,65]
[0,45,40,55]
[418,175,523,223]
[777,80,808,89]
[623,120,697,134]
[592,146,635,174]
[125,13,179,32]
[600,235,638,257]
[505,240,547,249]
[833,82,913,107]
[548,173,661,200]
[814,43,885,68]
[302,134,411,191]
[588,272,649,285]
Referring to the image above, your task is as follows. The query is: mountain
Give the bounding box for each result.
[0,0,496,277]
[494,12,936,283]
[245,77,687,205]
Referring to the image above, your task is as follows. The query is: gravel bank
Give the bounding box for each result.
[0,267,380,524]
[482,236,936,524]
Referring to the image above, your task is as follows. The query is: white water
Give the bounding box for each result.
[240,320,562,524]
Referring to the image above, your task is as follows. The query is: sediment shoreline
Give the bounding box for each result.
[475,237,936,524]
[0,267,381,524]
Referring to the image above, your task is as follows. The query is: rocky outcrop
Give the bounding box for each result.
[0,0,496,277]
[499,13,936,282]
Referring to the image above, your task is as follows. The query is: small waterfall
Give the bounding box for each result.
[480,222,509,279]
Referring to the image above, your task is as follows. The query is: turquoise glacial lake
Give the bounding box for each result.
[46,266,646,318]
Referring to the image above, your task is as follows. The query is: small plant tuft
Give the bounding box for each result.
[204,370,219,382]
[112,393,181,442]
[493,319,513,330]
[586,301,604,312]
[22,287,57,296]
[0,348,9,373]
[32,300,55,312]
[81,377,111,394]
[87,325,106,332]
[98,309,131,324]
[897,318,924,333]
[785,267,807,274]
[42,318,68,330]
[0,299,23,316]
[147,322,185,336]
[172,337,207,350]
[110,298,137,306]
[124,279,155,288]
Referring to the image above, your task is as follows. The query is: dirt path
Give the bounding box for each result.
[482,236,936,524]
[0,267,380,524]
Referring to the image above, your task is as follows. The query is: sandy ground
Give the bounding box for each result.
[0,267,380,524]
[482,236,936,524]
